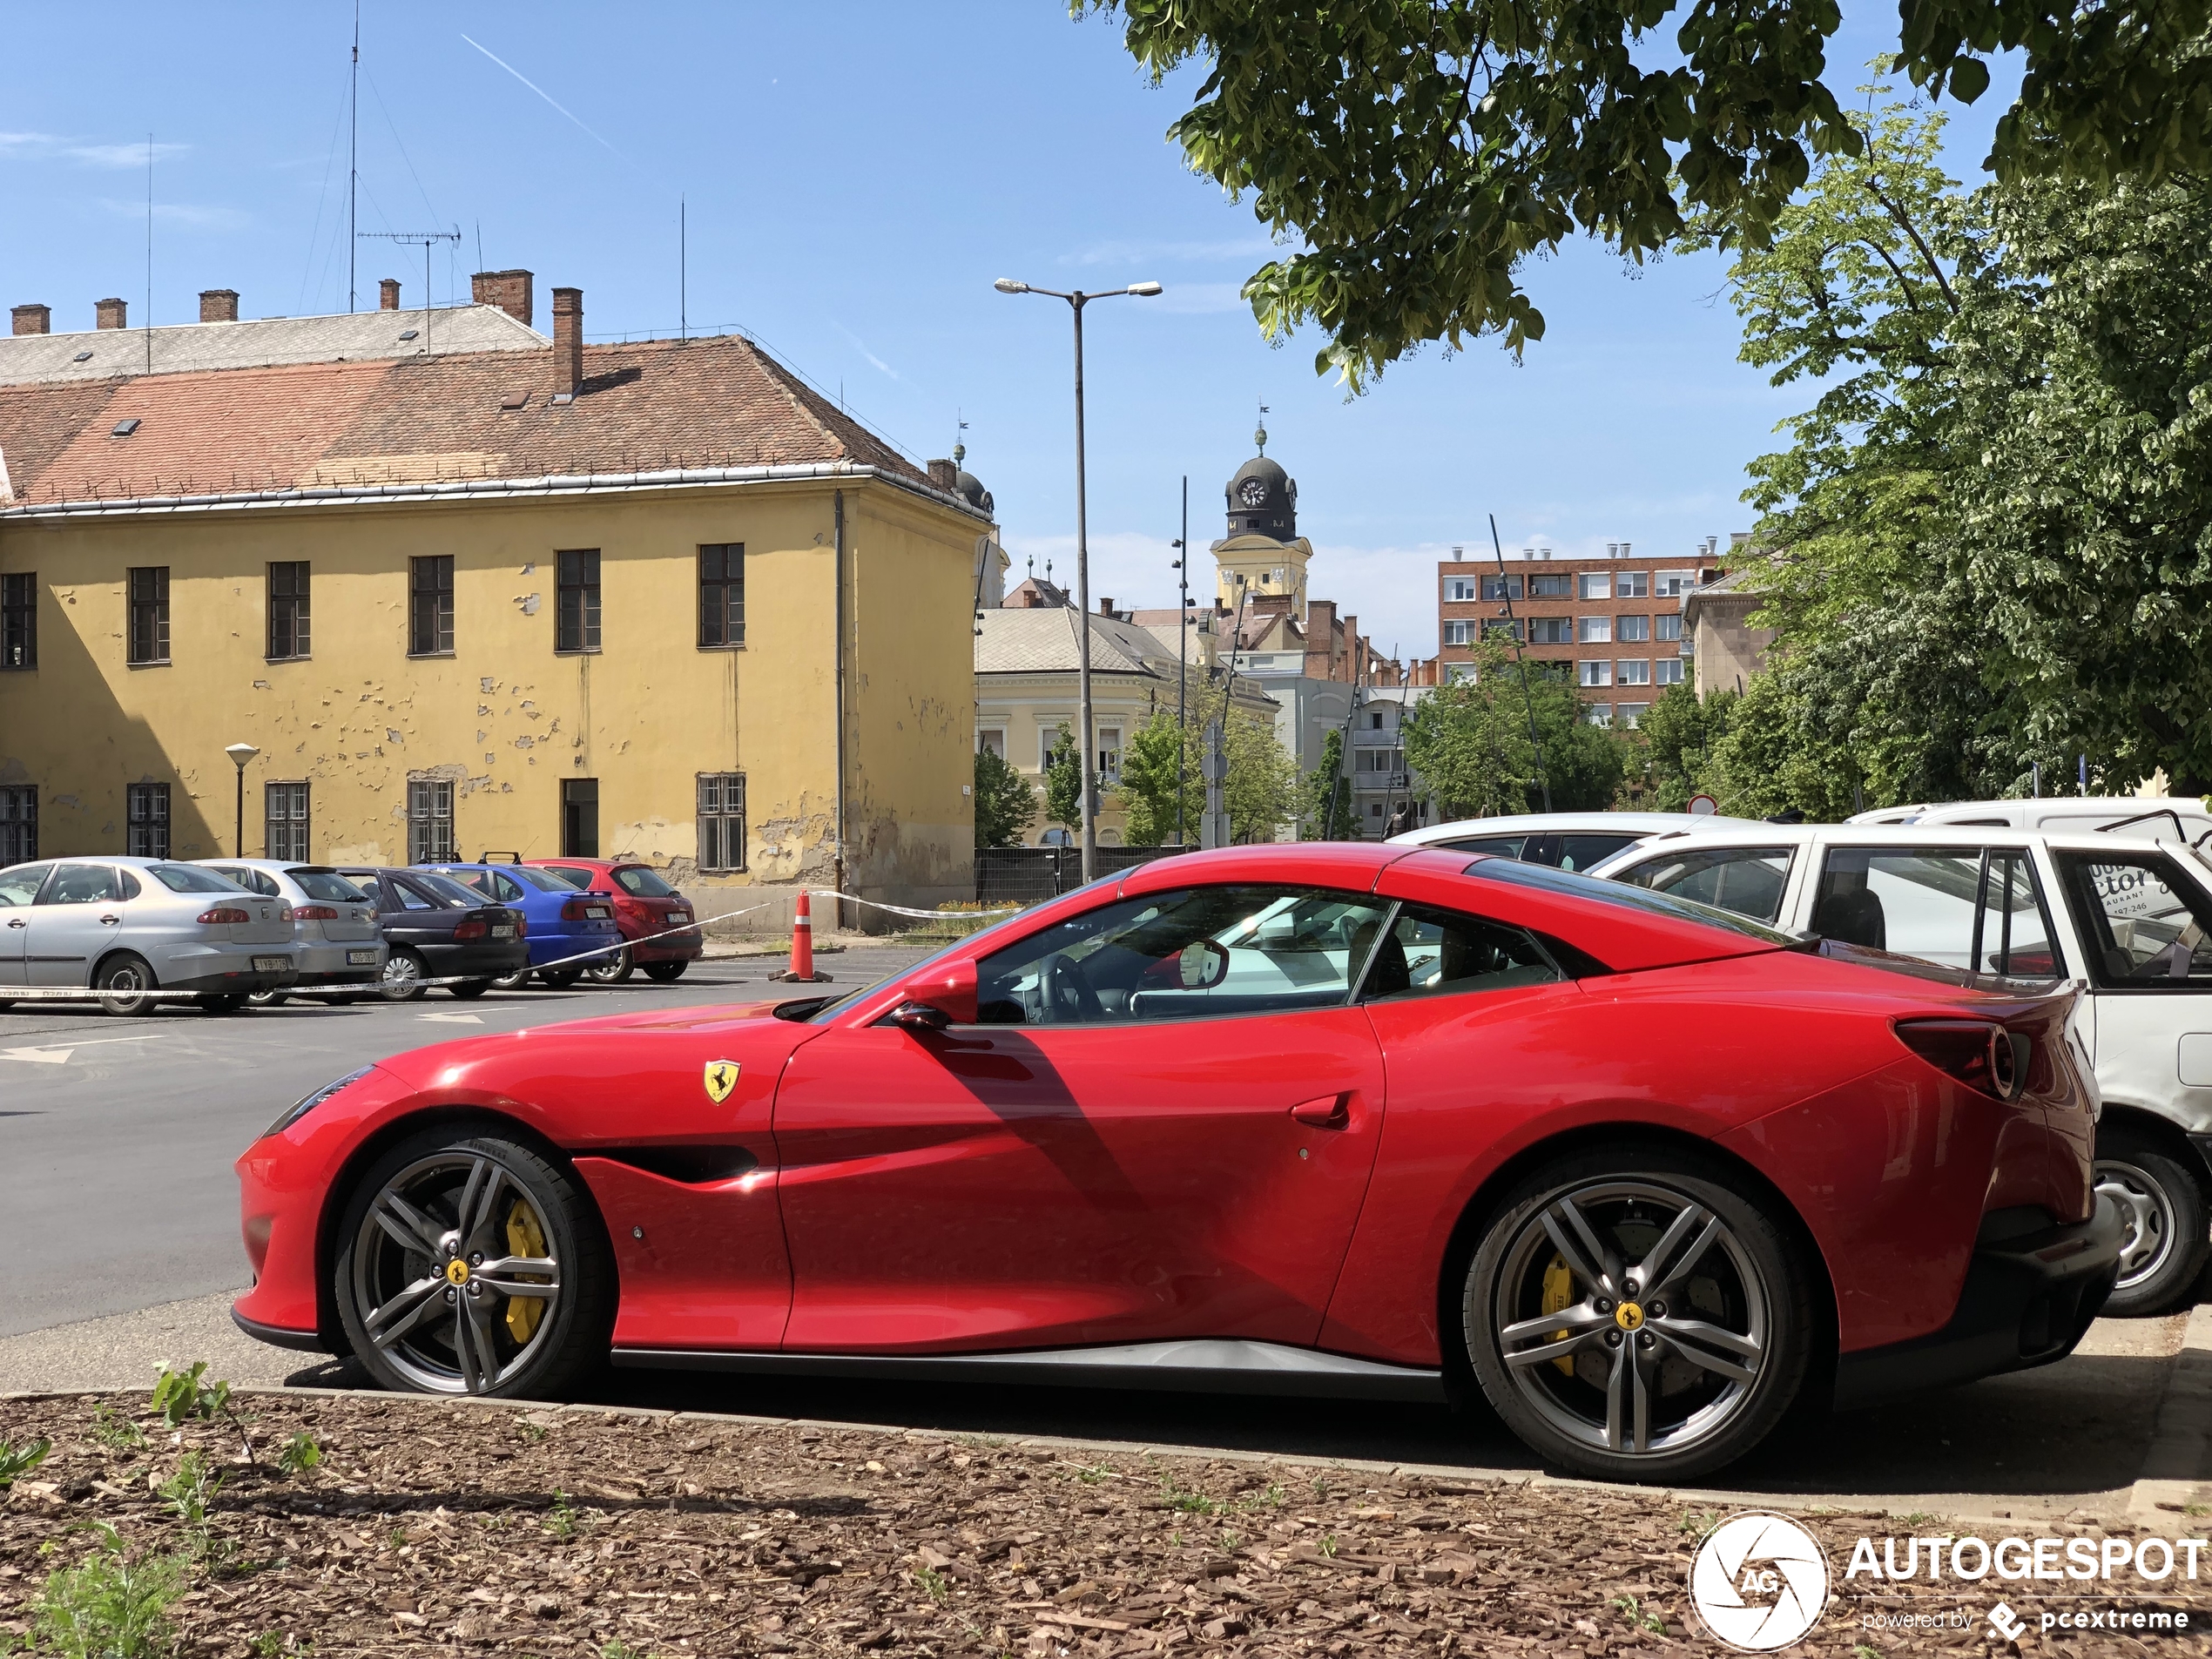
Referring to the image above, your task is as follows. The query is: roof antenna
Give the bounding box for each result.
[678,194,686,343]
[347,0,359,313]
[357,228,461,353]
[144,132,153,375]
[475,219,483,280]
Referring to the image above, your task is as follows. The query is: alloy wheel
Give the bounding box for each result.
[2095,1158,2178,1291]
[380,953,425,1001]
[347,1151,562,1394]
[1487,1179,1770,1459]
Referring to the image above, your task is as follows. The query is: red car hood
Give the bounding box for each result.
[368,1000,819,1090]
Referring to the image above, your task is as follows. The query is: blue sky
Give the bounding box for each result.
[0,3,2013,658]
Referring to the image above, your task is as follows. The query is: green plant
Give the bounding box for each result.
[543,1491,579,1542]
[0,1435,52,1486]
[1219,1529,1243,1551]
[1076,1464,1110,1486]
[156,1451,222,1528]
[1310,1474,1329,1499]
[1680,1509,1720,1536]
[91,1404,148,1453]
[600,1643,650,1659]
[250,1634,310,1658]
[150,1360,255,1467]
[974,747,1038,850]
[275,1433,321,1477]
[1161,1477,1219,1516]
[914,1566,951,1604]
[30,1523,185,1659]
[1612,1595,1666,1635]
[1243,1484,1285,1510]
[1318,1534,1339,1559]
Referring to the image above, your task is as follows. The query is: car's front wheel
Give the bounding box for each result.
[584,946,633,985]
[1464,1145,1812,1483]
[94,953,158,1016]
[643,959,687,983]
[333,1129,613,1397]
[379,949,428,1002]
[2095,1126,2211,1316]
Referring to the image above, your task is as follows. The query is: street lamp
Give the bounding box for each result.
[225,743,259,858]
[994,276,1163,880]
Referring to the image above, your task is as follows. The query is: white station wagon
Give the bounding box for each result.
[1590,822,2212,1315]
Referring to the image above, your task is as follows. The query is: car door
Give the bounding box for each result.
[772,881,1395,1354]
[0,861,51,983]
[24,862,128,985]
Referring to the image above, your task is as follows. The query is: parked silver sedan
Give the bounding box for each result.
[196,860,386,1005]
[0,856,296,1015]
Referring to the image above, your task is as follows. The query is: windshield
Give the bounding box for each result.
[615,866,678,897]
[288,869,369,902]
[415,873,490,908]
[1463,855,1801,946]
[150,864,246,894]
[538,866,597,890]
[506,867,573,894]
[799,900,1040,1022]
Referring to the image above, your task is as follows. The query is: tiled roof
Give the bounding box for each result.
[0,305,544,387]
[0,332,934,509]
[975,606,1191,678]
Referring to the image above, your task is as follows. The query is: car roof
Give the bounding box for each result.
[1590,821,2212,861]
[1390,811,1760,846]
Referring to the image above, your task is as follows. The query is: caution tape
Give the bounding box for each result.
[806,888,1023,922]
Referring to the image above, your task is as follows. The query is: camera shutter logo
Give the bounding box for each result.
[1689,1512,1831,1652]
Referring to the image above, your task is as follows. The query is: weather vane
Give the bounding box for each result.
[1255,400,1271,455]
[954,410,968,467]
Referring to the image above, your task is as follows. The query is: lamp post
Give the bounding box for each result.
[993,276,1163,882]
[225,743,258,857]
[1171,475,1189,847]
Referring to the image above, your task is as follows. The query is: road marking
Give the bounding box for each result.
[418,1012,484,1024]
[0,1033,168,1066]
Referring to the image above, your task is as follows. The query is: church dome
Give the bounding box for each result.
[956,469,994,516]
[1225,453,1296,540]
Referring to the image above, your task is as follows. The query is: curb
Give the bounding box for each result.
[2129,1302,2212,1520]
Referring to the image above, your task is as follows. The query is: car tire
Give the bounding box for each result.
[491,968,534,991]
[539,968,583,989]
[94,953,159,1017]
[1463,1143,1813,1483]
[584,946,633,985]
[379,949,428,1002]
[200,994,249,1015]
[643,960,687,983]
[248,989,288,1008]
[2095,1127,2212,1317]
[332,1127,614,1398]
[448,980,491,1001]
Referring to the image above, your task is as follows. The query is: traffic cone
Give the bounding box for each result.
[771,888,832,982]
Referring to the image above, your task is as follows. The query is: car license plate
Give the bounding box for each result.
[669,911,691,924]
[492,925,516,938]
[346,949,379,966]
[252,955,291,973]
[586,906,610,920]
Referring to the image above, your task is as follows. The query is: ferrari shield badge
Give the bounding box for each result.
[702,1060,741,1103]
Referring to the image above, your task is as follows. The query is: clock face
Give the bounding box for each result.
[1238,478,1269,508]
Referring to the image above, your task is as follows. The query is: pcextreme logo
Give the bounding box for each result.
[1688,1511,1833,1652]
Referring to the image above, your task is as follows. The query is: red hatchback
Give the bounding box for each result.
[525,859,702,983]
[231,844,2121,1480]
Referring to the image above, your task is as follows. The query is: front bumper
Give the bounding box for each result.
[1833,1193,2125,1411]
[232,1305,328,1353]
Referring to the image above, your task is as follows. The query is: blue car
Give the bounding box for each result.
[418,862,624,988]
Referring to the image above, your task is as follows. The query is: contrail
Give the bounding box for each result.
[459,34,621,157]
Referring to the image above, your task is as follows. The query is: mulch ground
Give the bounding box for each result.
[0,1388,2203,1656]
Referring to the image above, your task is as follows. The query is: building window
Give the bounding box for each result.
[977,729,1005,759]
[408,779,455,864]
[127,567,169,664]
[1444,619,1474,646]
[1577,616,1612,644]
[1484,618,1524,643]
[0,785,34,864]
[1444,577,1477,603]
[1444,663,1476,684]
[1,574,34,670]
[1617,659,1652,685]
[1618,614,1650,643]
[265,782,309,860]
[1096,727,1122,784]
[1529,617,1572,645]
[1584,703,1614,727]
[1480,574,1523,602]
[1618,702,1650,729]
[1615,571,1650,599]
[556,549,602,652]
[1656,612,1683,642]
[1369,711,1386,731]
[1528,572,1571,598]
[698,772,746,872]
[126,782,169,858]
[1578,660,1613,688]
[1656,570,1697,598]
[563,778,600,858]
[266,562,310,659]
[699,543,745,648]
[1355,745,1404,775]
[1577,572,1610,600]
[410,556,455,656]
[1656,658,1685,686]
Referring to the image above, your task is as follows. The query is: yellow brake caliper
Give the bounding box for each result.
[504,1199,550,1343]
[1541,1253,1576,1376]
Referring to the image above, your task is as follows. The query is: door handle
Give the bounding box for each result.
[4,918,24,928]
[1289,1092,1352,1130]
[99,914,122,925]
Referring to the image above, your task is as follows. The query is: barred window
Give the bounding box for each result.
[410,556,455,656]
[0,785,35,865]
[408,779,455,864]
[1,573,34,670]
[128,567,169,664]
[556,550,601,652]
[266,782,309,861]
[126,782,170,858]
[266,562,310,659]
[698,772,746,872]
[699,543,745,648]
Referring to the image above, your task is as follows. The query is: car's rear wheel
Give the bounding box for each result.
[2095,1127,2210,1316]
[94,953,158,1016]
[200,994,248,1015]
[539,968,583,989]
[248,989,287,1008]
[333,1129,612,1398]
[643,960,687,983]
[584,946,633,985]
[448,980,491,1001]
[1464,1145,1811,1483]
[379,949,428,1002]
[491,967,534,990]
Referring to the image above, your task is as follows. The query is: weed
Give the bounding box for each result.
[600,1644,650,1659]
[543,1491,579,1542]
[251,1634,311,1658]
[157,1452,222,1533]
[30,1522,185,1659]
[150,1360,255,1468]
[91,1404,148,1453]
[1311,1474,1330,1499]
[1611,1595,1665,1635]
[2187,1502,2212,1519]
[1076,1464,1111,1486]
[1318,1534,1339,1559]
[1244,1483,1286,1511]
[1219,1529,1243,1551]
[388,1526,408,1550]
[0,1436,52,1487]
[914,1566,951,1603]
[275,1433,321,1477]
[1898,1512,1937,1527]
[1160,1477,1220,1516]
[1679,1508,1720,1536]
[520,1421,549,1444]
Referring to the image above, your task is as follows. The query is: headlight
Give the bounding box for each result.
[266,1066,375,1138]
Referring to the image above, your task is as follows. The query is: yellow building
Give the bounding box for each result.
[0,276,983,914]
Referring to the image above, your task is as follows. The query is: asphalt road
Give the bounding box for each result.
[0,947,930,1339]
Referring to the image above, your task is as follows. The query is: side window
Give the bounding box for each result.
[1554,833,1641,873]
[1359,903,1562,1002]
[1440,834,1530,860]
[2057,853,2212,987]
[0,863,52,906]
[974,885,1393,1026]
[1815,847,2062,976]
[1615,846,1794,924]
[44,863,123,905]
[392,879,436,911]
[491,873,527,903]
[350,875,384,906]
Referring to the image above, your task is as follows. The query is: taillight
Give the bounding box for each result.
[197,907,250,924]
[515,915,527,939]
[560,898,590,921]
[293,905,340,921]
[453,919,488,941]
[1894,1018,2032,1102]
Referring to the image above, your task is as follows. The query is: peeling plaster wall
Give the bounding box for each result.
[0,476,976,905]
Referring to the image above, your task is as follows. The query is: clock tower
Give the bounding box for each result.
[1212,417,1313,619]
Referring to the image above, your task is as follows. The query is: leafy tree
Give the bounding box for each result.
[1219,694,1301,843]
[973,747,1036,849]
[1401,640,1626,817]
[1118,711,1198,846]
[1081,5,2212,386]
[1301,729,1358,840]
[1043,724,1084,833]
[1635,685,1734,812]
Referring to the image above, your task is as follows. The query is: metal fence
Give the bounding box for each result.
[976,845,1189,907]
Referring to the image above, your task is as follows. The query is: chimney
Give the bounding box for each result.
[1620,541,1631,558]
[927,458,958,492]
[1099,597,1115,617]
[199,289,239,324]
[550,287,582,398]
[471,268,534,327]
[95,297,128,330]
[379,278,401,311]
[11,304,50,336]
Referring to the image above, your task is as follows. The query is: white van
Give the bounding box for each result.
[1849,797,2212,843]
[1590,822,2212,1316]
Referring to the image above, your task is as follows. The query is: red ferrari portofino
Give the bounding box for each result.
[233,844,2121,1479]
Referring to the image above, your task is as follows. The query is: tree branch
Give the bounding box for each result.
[1867,183,1959,311]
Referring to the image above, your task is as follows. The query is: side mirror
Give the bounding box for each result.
[890,1001,951,1033]
[1179,938,1231,989]
[896,957,978,1028]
